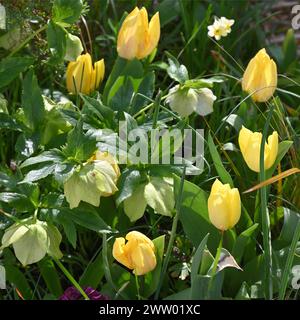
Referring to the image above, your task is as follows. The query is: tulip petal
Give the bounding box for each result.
[265,131,278,169]
[242,48,277,102]
[113,237,133,269]
[138,11,160,59]
[117,7,141,60]
[90,59,105,92]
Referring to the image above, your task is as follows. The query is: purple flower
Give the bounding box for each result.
[59,286,109,300]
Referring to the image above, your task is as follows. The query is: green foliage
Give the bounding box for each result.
[0,0,299,302]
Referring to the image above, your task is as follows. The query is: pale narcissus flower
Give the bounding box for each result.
[64,151,120,209]
[66,53,105,95]
[207,16,234,40]
[242,48,277,102]
[219,17,235,34]
[238,126,278,172]
[117,7,160,60]
[166,85,216,118]
[208,179,241,231]
[113,231,157,275]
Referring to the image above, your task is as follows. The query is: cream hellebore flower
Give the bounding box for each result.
[242,48,277,102]
[208,179,241,231]
[238,126,278,172]
[207,16,234,40]
[64,151,120,209]
[123,177,175,222]
[66,53,105,95]
[117,7,160,60]
[166,85,216,117]
[113,231,156,275]
[1,219,62,266]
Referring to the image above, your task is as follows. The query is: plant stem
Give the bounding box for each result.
[210,231,224,278]
[152,91,162,129]
[8,25,47,58]
[54,258,90,300]
[259,103,275,300]
[279,220,300,300]
[207,231,223,298]
[154,166,186,300]
[135,274,141,300]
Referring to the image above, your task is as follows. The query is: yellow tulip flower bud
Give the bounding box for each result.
[117,7,160,60]
[113,231,157,275]
[242,48,277,102]
[208,179,241,231]
[238,126,278,172]
[66,53,105,95]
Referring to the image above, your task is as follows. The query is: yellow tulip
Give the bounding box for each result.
[66,53,105,95]
[242,48,277,102]
[208,179,241,231]
[113,231,157,275]
[117,7,160,60]
[238,126,278,172]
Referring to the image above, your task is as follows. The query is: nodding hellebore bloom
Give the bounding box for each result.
[117,7,160,60]
[66,53,105,95]
[64,151,120,209]
[238,126,278,173]
[166,85,216,118]
[242,48,277,102]
[1,218,62,266]
[208,179,241,231]
[113,231,157,276]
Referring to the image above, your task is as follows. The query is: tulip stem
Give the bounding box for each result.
[135,274,141,300]
[154,166,186,300]
[259,103,275,300]
[54,258,90,300]
[207,231,223,298]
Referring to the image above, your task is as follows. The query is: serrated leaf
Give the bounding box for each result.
[22,164,56,183]
[52,0,83,25]
[63,119,97,161]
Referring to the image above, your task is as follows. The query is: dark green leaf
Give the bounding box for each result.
[61,204,110,233]
[174,175,220,252]
[52,0,83,25]
[22,164,56,183]
[79,250,104,288]
[0,57,34,89]
[116,169,147,206]
[0,192,35,212]
[38,258,63,297]
[46,21,67,64]
[62,119,97,161]
[0,113,22,131]
[22,69,45,130]
[208,132,234,187]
